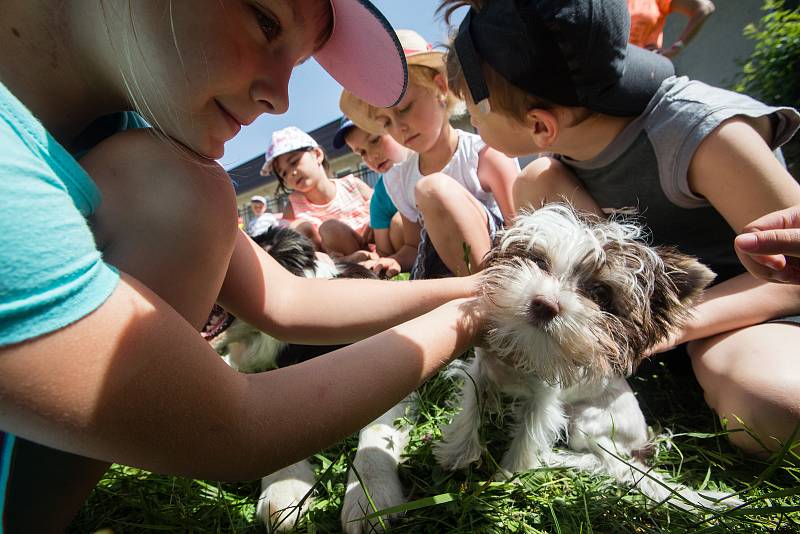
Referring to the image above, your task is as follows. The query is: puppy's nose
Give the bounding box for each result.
[528,295,560,323]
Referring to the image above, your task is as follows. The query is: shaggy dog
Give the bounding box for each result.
[435,204,739,510]
[204,226,411,533]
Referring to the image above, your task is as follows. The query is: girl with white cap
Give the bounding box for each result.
[0,2,484,530]
[261,126,376,259]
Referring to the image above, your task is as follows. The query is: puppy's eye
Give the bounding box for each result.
[527,252,550,272]
[585,282,614,313]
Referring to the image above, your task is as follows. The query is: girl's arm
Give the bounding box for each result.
[0,274,481,481]
[354,178,374,202]
[671,116,800,343]
[364,215,421,277]
[282,202,295,221]
[373,227,395,257]
[218,227,475,344]
[660,0,715,58]
[476,146,520,224]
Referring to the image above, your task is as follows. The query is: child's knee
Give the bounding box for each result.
[415,173,455,206]
[688,327,800,450]
[319,219,351,240]
[514,157,572,207]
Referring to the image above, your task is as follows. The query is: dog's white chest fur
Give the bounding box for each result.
[435,204,737,511]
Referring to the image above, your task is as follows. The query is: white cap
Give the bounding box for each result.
[260,127,319,176]
[250,195,266,204]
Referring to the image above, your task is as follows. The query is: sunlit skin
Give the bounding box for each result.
[18,0,332,160]
[344,128,410,174]
[0,2,489,530]
[371,77,457,172]
[273,148,335,201]
[464,97,539,158]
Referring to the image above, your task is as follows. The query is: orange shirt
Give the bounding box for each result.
[627,0,673,49]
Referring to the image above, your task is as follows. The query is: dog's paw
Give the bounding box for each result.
[433,437,482,471]
[341,469,406,534]
[256,460,316,532]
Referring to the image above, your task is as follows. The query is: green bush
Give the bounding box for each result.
[734,0,800,109]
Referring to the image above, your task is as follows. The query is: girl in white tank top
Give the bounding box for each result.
[340,30,520,278]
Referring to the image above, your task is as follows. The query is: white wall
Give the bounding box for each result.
[662,0,763,88]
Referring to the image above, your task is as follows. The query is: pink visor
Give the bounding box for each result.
[314,0,408,108]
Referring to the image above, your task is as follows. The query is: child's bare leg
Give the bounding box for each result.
[415,173,490,276]
[688,322,800,455]
[291,220,324,251]
[5,129,239,532]
[319,219,364,256]
[513,156,603,215]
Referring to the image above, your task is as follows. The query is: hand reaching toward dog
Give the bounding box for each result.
[645,328,684,356]
[361,256,403,278]
[735,205,800,285]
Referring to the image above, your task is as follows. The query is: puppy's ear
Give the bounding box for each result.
[655,246,716,306]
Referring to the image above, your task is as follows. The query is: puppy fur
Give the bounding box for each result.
[435,204,740,511]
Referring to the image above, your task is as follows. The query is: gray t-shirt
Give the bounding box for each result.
[559,76,800,283]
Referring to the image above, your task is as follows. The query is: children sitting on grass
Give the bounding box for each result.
[261,126,375,259]
[332,116,412,275]
[341,29,520,279]
[439,0,800,454]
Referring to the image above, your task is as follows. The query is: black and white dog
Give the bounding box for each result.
[435,204,739,510]
[204,226,411,532]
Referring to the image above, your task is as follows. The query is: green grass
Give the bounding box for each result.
[70,354,800,533]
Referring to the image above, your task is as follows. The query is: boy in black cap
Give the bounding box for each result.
[439,0,800,455]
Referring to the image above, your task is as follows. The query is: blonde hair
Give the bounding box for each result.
[366,64,461,123]
[102,1,334,160]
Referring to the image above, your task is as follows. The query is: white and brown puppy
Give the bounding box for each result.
[435,203,738,510]
[205,226,411,533]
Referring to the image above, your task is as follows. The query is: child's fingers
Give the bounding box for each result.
[743,205,800,234]
[772,256,800,284]
[735,229,800,257]
[747,252,787,270]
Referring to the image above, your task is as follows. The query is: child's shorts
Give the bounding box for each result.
[411,204,503,280]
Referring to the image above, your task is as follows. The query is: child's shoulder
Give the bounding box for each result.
[646,77,792,131]
[644,76,800,154]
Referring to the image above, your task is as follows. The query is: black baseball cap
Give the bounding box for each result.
[454,0,675,116]
[332,116,357,149]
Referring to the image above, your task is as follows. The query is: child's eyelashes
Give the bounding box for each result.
[253,6,282,42]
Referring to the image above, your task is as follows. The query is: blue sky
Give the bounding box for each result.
[218,0,466,170]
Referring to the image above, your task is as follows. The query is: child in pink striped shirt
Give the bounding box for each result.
[262,126,375,258]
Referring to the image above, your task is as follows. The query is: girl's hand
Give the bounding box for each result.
[361,257,402,278]
[735,205,800,285]
[645,328,684,357]
[337,250,379,263]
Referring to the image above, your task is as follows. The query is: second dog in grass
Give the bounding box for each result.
[208,226,411,533]
[435,204,739,511]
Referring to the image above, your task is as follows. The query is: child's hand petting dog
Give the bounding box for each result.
[645,328,684,356]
